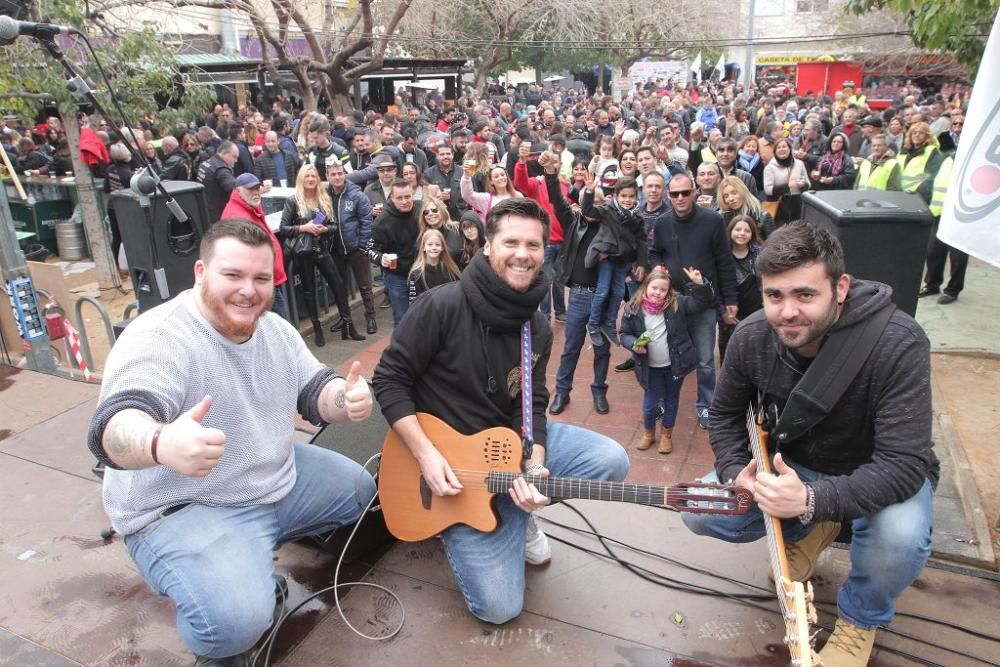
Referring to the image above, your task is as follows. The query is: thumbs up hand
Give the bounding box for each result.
[753,453,809,519]
[159,395,227,477]
[342,361,373,422]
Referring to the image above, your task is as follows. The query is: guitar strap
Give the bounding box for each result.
[520,320,534,459]
[770,302,894,446]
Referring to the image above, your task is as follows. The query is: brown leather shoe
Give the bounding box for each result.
[637,427,655,450]
[819,617,877,666]
[657,427,673,454]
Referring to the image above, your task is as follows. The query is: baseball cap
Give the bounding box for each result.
[235,173,261,189]
[526,105,537,113]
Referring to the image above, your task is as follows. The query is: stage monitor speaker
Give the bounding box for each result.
[108,181,209,313]
[306,389,396,563]
[801,190,934,317]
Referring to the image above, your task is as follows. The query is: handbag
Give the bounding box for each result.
[285,208,326,256]
[760,199,781,218]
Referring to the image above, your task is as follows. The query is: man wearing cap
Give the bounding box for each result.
[198,140,240,225]
[856,116,883,160]
[220,173,289,319]
[364,154,398,217]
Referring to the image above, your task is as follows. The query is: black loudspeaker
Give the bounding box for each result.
[108,181,209,312]
[801,191,934,317]
[305,390,396,562]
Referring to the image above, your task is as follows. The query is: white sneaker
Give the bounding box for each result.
[524,515,552,565]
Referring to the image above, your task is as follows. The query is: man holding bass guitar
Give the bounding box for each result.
[372,197,630,624]
[682,223,938,667]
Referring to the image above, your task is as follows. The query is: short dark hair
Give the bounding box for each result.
[308,117,330,134]
[614,177,638,195]
[485,197,550,244]
[471,119,489,134]
[390,178,411,192]
[635,145,656,160]
[201,218,272,264]
[400,125,418,140]
[549,134,566,150]
[756,222,845,289]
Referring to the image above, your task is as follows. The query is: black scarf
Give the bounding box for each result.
[461,250,550,332]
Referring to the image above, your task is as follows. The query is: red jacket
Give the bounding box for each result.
[220,192,287,286]
[513,159,565,244]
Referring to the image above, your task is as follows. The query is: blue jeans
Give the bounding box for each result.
[440,422,629,623]
[643,365,684,429]
[682,460,933,629]
[124,444,377,658]
[539,243,565,318]
[689,306,718,413]
[271,282,290,321]
[383,271,409,327]
[588,259,628,329]
[555,286,611,398]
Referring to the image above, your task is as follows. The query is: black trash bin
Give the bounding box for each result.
[801,190,934,317]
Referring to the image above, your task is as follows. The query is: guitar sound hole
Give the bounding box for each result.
[482,436,514,464]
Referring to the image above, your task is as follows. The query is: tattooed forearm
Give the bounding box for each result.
[102,410,158,469]
[334,390,346,409]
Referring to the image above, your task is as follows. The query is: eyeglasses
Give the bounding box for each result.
[377,167,397,172]
[422,208,439,216]
[717,147,736,153]
[668,189,693,198]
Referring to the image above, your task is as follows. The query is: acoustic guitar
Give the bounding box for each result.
[378,412,753,542]
[747,406,821,666]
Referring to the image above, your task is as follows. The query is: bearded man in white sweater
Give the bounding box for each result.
[87,218,376,666]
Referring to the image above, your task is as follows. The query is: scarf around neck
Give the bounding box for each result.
[460,250,550,332]
[738,150,760,172]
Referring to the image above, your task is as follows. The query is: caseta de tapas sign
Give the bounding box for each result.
[627,60,688,85]
[756,55,831,65]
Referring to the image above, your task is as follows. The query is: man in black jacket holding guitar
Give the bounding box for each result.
[682,223,938,667]
[373,197,629,625]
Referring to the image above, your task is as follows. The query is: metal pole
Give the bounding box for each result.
[0,181,57,373]
[744,0,757,89]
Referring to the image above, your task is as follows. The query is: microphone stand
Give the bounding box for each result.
[39,34,194,302]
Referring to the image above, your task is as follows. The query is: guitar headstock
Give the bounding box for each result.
[670,482,753,515]
[780,578,821,667]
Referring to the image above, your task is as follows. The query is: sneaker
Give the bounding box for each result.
[524,515,552,565]
[615,358,636,372]
[379,296,391,309]
[819,617,877,667]
[554,312,567,323]
[587,324,606,347]
[697,408,709,429]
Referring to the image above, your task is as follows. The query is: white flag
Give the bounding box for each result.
[690,52,702,82]
[938,11,1000,268]
[714,53,726,80]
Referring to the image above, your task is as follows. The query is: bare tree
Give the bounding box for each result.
[101,0,416,113]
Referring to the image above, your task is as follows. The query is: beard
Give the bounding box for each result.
[200,279,273,342]
[488,251,542,293]
[768,293,840,353]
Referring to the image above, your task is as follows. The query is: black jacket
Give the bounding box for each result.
[710,279,939,522]
[370,200,420,277]
[372,271,552,446]
[649,206,738,308]
[197,155,236,224]
[581,191,648,268]
[254,147,301,187]
[546,172,599,285]
[425,163,468,221]
[160,149,192,181]
[619,282,715,388]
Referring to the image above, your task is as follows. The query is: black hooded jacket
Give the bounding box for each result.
[373,252,552,446]
[709,279,939,523]
[370,199,420,277]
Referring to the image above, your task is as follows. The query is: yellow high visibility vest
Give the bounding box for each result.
[857,158,895,190]
[847,94,867,107]
[928,156,953,216]
[899,146,935,193]
[701,146,717,164]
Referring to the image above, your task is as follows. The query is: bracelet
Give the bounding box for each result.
[150,426,163,465]
[524,463,545,476]
[798,483,816,525]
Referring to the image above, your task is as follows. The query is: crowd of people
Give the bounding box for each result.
[31,71,963,667]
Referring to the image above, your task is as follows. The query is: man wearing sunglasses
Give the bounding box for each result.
[936,115,963,156]
[650,173,739,430]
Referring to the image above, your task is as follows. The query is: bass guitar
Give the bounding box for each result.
[378,412,752,542]
[747,406,821,666]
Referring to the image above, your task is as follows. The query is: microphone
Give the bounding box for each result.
[0,16,75,45]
